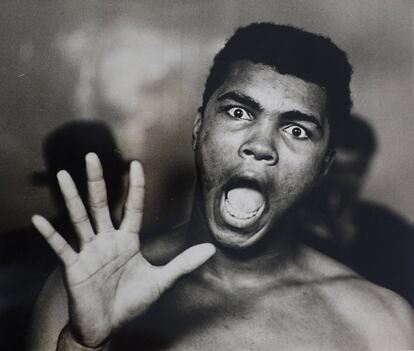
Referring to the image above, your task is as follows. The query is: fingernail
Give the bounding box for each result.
[86,152,98,161]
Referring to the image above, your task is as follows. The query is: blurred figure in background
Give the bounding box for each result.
[0,120,128,350]
[31,120,128,233]
[302,114,414,306]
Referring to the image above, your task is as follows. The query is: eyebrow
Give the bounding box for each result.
[217,91,263,112]
[280,111,324,132]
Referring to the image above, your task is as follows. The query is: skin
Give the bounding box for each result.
[29,61,414,351]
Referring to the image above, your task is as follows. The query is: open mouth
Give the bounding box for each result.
[219,177,266,230]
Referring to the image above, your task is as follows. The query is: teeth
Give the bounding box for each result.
[226,187,263,213]
[225,198,260,220]
[219,186,266,230]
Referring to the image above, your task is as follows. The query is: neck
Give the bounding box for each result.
[185,194,300,290]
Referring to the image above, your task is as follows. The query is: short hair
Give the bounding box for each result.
[201,23,353,145]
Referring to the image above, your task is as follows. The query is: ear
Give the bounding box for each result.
[192,110,203,151]
[321,149,336,177]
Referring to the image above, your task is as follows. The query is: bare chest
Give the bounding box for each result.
[110,280,366,350]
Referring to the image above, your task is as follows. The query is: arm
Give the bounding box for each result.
[56,326,109,351]
[31,153,215,350]
[27,270,110,351]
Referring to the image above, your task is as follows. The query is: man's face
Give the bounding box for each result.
[193,60,331,250]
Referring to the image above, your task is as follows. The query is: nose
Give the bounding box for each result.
[238,125,278,165]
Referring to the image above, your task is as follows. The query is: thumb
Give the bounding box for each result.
[159,243,216,290]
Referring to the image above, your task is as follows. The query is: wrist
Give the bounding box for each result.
[57,325,111,351]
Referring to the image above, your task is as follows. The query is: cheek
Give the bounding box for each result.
[199,123,237,162]
[279,154,324,197]
[196,129,227,188]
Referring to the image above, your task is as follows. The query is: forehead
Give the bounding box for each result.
[210,60,327,118]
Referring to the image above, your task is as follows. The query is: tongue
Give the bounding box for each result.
[227,187,264,213]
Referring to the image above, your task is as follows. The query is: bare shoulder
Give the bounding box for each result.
[331,279,414,348]
[27,268,68,351]
[301,246,414,348]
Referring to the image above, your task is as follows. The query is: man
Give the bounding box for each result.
[30,23,414,350]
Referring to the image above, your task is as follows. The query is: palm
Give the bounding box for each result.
[32,153,215,347]
[66,229,160,325]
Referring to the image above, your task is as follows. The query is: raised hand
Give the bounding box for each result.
[32,153,215,348]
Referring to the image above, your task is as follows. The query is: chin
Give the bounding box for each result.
[207,216,271,250]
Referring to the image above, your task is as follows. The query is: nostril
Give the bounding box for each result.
[240,144,278,165]
[243,149,254,156]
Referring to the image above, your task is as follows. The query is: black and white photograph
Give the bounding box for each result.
[1,1,413,350]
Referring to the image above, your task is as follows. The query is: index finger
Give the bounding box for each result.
[120,161,145,234]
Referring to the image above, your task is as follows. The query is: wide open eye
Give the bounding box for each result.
[226,107,253,121]
[283,125,309,139]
